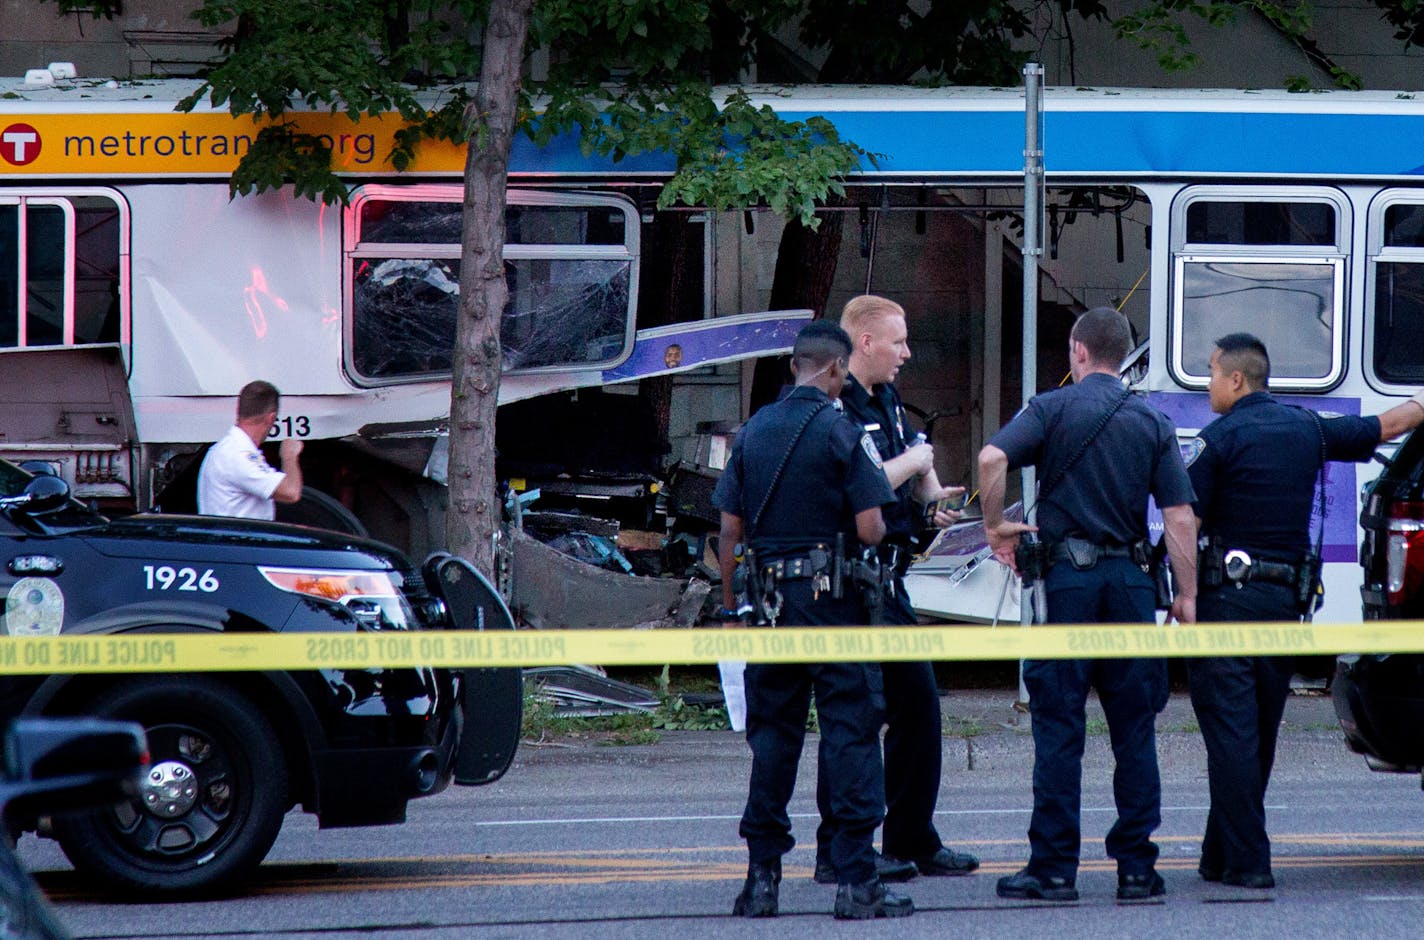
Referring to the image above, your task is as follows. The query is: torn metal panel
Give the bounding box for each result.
[499,309,812,405]
[525,665,660,716]
[508,526,691,630]
[522,510,620,540]
[903,501,1025,624]
[672,580,712,628]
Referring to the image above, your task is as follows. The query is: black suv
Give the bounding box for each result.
[1335,426,1424,776]
[0,459,520,896]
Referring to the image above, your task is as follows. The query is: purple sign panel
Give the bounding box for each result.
[1147,392,1361,564]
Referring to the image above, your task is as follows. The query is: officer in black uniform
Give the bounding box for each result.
[978,306,1199,903]
[1183,332,1424,890]
[810,294,979,886]
[713,320,912,921]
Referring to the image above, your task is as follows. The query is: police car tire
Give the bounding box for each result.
[275,485,369,537]
[52,678,288,896]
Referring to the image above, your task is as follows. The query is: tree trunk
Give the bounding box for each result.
[447,0,533,575]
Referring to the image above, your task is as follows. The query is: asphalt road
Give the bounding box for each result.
[19,688,1424,939]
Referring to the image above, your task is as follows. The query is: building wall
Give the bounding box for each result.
[9,2,1424,89]
[2,1,220,79]
[1034,1,1424,91]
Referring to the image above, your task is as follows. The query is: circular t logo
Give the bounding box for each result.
[1,124,42,166]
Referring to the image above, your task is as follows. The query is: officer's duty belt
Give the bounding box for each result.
[762,556,823,580]
[1220,548,1300,587]
[1046,541,1135,568]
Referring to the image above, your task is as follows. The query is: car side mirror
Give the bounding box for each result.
[0,718,148,823]
[21,476,70,514]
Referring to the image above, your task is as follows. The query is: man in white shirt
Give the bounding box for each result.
[197,380,304,520]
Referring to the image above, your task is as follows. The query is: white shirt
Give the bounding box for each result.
[197,426,285,520]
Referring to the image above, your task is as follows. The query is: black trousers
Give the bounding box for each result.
[740,581,886,885]
[1189,581,1296,879]
[814,579,945,862]
[1025,558,1167,881]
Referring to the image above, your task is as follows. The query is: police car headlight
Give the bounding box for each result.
[258,567,411,630]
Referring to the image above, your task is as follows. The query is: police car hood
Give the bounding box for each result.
[88,514,410,570]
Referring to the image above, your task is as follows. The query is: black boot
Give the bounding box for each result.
[833,878,914,920]
[733,862,780,917]
[814,850,917,885]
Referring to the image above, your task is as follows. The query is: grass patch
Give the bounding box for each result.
[1085,717,1109,736]
[943,716,987,738]
[1285,720,1341,732]
[520,671,733,745]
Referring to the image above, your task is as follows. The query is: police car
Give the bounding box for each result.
[0,458,520,896]
[1335,426,1424,779]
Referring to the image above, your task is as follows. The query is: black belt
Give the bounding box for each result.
[763,556,822,580]
[1046,541,1135,568]
[1221,549,1300,587]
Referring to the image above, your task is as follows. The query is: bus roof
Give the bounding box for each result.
[4,79,1424,181]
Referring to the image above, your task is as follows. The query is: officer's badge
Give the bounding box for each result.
[860,433,884,469]
[1182,436,1207,467]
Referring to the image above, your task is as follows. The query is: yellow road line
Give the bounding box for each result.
[39,846,1424,901]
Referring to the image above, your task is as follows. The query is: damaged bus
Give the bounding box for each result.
[3,79,1424,625]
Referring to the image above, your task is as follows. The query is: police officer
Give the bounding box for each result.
[1182,333,1424,890]
[978,306,1199,902]
[809,295,979,886]
[713,320,912,920]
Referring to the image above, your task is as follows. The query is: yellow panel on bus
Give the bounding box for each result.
[0,111,466,177]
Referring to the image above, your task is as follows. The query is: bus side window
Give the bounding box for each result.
[0,194,123,350]
[1369,199,1424,387]
[1170,188,1347,392]
[73,201,123,344]
[24,205,66,347]
[0,205,16,347]
[345,187,639,385]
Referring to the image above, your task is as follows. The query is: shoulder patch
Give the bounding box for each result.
[1318,411,1345,420]
[860,433,884,469]
[1182,437,1207,467]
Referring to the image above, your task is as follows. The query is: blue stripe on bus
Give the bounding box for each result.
[511,109,1424,178]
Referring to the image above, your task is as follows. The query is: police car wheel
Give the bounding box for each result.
[52,678,288,895]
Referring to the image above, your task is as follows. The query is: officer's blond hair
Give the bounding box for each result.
[840,294,905,341]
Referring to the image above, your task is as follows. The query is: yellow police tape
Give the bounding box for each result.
[0,622,1422,675]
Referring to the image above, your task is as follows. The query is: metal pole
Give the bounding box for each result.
[1018,62,1045,705]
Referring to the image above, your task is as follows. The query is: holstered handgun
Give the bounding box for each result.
[1199,536,1224,589]
[742,546,784,625]
[1150,538,1173,610]
[742,546,768,626]
[1296,550,1323,619]
[1014,532,1048,585]
[850,548,888,624]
